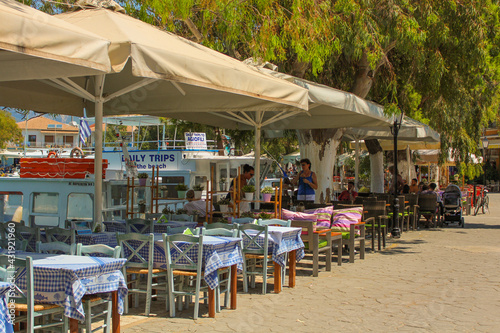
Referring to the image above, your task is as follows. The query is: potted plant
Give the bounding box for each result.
[219,177,226,191]
[242,185,255,201]
[175,183,188,198]
[261,186,274,202]
[218,197,231,213]
[162,206,175,218]
[159,185,168,198]
[193,184,204,199]
[137,173,149,186]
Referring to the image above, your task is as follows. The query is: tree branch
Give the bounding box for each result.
[183,18,203,42]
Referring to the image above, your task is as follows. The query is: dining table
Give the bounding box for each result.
[0,282,13,333]
[0,251,127,333]
[242,226,305,293]
[122,234,243,317]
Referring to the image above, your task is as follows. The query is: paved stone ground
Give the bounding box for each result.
[120,194,500,332]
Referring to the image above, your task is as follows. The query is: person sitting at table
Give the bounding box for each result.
[409,178,419,193]
[338,181,358,201]
[183,189,213,218]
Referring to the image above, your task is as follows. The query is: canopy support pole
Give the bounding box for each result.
[94,74,105,229]
[355,139,360,190]
[254,112,262,210]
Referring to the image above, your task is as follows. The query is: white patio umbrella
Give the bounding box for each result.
[0,1,309,224]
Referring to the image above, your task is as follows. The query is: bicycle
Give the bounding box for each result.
[473,186,489,215]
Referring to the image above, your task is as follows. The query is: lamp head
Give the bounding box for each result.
[482,137,489,149]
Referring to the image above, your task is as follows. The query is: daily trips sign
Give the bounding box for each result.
[184,132,207,150]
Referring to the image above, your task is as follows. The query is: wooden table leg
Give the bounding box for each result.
[274,262,282,293]
[112,290,120,333]
[230,264,237,310]
[69,318,78,333]
[208,287,215,318]
[289,250,296,288]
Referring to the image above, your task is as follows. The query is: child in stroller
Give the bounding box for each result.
[442,184,465,228]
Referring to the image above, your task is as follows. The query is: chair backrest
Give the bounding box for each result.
[125,218,154,234]
[169,214,194,222]
[36,241,76,255]
[375,193,391,205]
[405,194,418,208]
[203,222,235,231]
[418,194,438,211]
[145,213,164,221]
[166,226,189,234]
[162,234,203,274]
[290,220,315,246]
[257,219,291,227]
[199,228,238,237]
[116,233,154,270]
[231,217,255,225]
[45,227,76,245]
[362,201,387,222]
[76,243,121,258]
[13,225,41,252]
[0,255,35,330]
[238,224,269,255]
[0,239,28,251]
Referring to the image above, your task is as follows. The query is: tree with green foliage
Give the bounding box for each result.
[0,110,22,149]
[121,0,499,201]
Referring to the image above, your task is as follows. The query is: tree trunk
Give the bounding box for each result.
[297,128,345,203]
[370,152,385,193]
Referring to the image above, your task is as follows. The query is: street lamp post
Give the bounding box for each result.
[482,137,489,187]
[390,112,404,238]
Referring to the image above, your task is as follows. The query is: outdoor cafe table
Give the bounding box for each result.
[123,234,243,317]
[0,282,13,333]
[103,220,198,234]
[0,251,127,333]
[242,226,305,293]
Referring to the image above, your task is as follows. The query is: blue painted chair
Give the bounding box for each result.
[238,224,273,294]
[76,243,122,333]
[125,218,154,234]
[257,218,291,227]
[0,255,67,331]
[36,241,76,255]
[117,233,168,316]
[162,234,208,319]
[231,217,256,224]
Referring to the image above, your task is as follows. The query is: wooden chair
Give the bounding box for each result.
[363,201,388,251]
[196,227,237,312]
[45,227,76,245]
[117,233,168,316]
[404,194,419,230]
[290,220,332,277]
[231,217,255,224]
[416,194,439,228]
[76,243,122,333]
[238,224,274,294]
[257,218,291,227]
[13,224,41,252]
[0,255,67,331]
[0,239,28,251]
[36,241,76,255]
[162,234,209,319]
[125,218,154,234]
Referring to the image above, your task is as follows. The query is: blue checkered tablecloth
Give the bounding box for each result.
[22,232,118,252]
[0,283,13,333]
[0,251,128,322]
[122,235,242,290]
[242,226,305,267]
[103,221,198,234]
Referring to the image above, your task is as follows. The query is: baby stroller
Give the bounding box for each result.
[442,184,464,228]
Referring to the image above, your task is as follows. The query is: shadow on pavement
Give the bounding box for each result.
[461,223,500,229]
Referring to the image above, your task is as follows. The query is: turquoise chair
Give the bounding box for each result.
[162,234,208,319]
[125,218,154,234]
[45,227,76,244]
[0,239,27,251]
[76,243,122,333]
[238,224,273,294]
[257,218,291,227]
[0,255,67,331]
[231,217,255,224]
[166,226,189,234]
[117,233,168,316]
[13,224,41,252]
[36,241,76,255]
[203,222,236,231]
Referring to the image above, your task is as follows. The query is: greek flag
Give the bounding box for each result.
[79,118,91,146]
